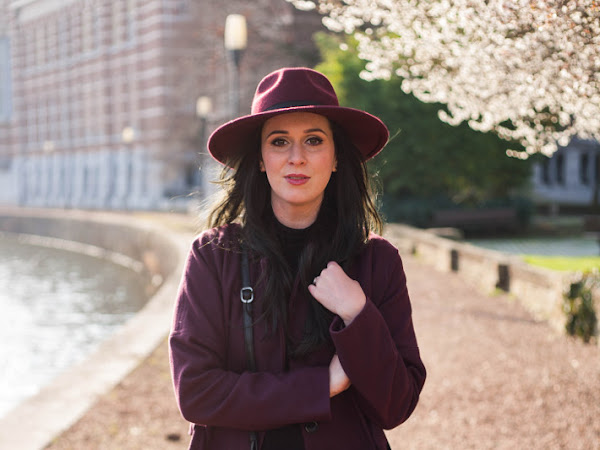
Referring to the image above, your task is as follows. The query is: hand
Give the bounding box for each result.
[329,354,351,397]
[308,261,366,326]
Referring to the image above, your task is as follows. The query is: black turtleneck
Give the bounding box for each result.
[274,219,313,274]
[261,219,311,450]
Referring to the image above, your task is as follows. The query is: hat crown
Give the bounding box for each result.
[251,67,340,114]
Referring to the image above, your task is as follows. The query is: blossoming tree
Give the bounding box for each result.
[288,0,600,158]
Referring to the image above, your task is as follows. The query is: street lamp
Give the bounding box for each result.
[224,14,247,118]
[121,126,136,144]
[196,96,213,135]
[42,140,55,153]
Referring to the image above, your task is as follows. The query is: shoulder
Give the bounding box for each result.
[354,232,405,281]
[364,232,402,260]
[195,223,242,249]
[181,224,243,282]
[190,223,242,262]
[350,232,408,303]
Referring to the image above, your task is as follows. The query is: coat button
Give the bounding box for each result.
[304,421,319,433]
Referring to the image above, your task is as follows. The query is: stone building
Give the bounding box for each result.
[0,0,323,210]
[531,138,600,210]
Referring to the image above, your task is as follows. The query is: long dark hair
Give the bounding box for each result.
[207,121,383,355]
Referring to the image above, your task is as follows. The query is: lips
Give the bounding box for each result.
[285,174,310,185]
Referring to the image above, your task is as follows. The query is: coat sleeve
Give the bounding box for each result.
[330,239,426,429]
[169,235,331,431]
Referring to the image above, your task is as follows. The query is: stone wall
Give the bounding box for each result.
[0,209,181,285]
[384,223,574,336]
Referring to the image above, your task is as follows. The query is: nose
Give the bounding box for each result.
[288,143,306,165]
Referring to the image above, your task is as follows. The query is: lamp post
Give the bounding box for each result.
[196,96,212,147]
[224,14,247,118]
[195,96,212,190]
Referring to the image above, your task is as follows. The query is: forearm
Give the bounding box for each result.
[170,336,331,430]
[330,299,426,428]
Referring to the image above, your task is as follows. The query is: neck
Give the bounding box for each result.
[271,201,320,229]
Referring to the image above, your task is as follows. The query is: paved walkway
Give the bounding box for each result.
[42,218,599,449]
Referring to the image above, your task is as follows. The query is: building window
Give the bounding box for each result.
[112,1,123,46]
[580,153,590,185]
[0,156,11,171]
[175,0,190,15]
[93,8,101,49]
[541,157,551,185]
[46,21,57,63]
[555,153,565,185]
[126,0,136,42]
[36,25,45,66]
[0,36,12,121]
[82,6,93,53]
[58,15,68,61]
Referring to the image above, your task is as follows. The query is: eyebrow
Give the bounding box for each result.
[265,128,328,138]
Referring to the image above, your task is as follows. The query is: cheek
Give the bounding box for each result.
[260,155,280,176]
[261,158,286,189]
[259,150,273,173]
[321,153,337,174]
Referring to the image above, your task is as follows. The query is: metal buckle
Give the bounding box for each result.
[240,286,254,303]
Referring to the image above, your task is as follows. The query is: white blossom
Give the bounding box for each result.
[287,0,600,157]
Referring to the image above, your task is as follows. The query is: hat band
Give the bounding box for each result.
[263,100,322,112]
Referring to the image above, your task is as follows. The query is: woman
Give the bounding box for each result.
[169,67,426,450]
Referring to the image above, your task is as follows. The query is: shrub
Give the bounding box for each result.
[563,273,598,344]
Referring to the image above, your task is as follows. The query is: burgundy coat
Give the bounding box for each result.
[169,224,426,450]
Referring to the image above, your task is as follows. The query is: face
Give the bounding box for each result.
[260,112,337,228]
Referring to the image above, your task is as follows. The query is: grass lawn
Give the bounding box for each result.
[522,255,600,272]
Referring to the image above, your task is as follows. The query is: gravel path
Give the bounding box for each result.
[388,257,599,450]
[47,254,599,449]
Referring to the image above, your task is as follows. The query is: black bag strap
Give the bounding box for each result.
[240,246,258,450]
[240,246,256,371]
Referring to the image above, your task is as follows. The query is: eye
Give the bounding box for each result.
[306,136,323,146]
[270,137,288,147]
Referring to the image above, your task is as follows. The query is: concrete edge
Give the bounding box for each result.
[384,223,595,341]
[0,208,194,450]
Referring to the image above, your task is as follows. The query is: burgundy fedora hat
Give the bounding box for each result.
[207,67,389,166]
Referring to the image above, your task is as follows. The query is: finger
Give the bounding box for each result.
[327,261,346,278]
[308,283,318,298]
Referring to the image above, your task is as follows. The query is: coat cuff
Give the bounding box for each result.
[329,298,390,352]
[329,298,373,335]
[291,366,332,423]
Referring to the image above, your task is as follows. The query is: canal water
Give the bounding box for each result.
[467,236,599,257]
[0,237,148,419]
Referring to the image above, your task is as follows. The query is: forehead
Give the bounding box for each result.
[261,112,332,134]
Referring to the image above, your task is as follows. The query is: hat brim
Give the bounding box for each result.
[207,105,389,166]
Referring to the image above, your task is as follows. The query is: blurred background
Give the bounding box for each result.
[0,0,323,211]
[0,0,598,225]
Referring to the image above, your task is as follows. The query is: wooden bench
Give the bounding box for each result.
[583,215,600,233]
